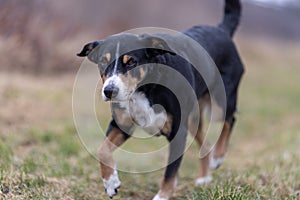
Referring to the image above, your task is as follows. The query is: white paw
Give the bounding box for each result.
[195,176,212,186]
[209,155,224,170]
[152,194,168,200]
[103,169,121,198]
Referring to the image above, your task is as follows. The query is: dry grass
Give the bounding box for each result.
[0,40,300,199]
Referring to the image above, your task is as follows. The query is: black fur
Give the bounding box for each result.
[219,0,241,37]
[77,0,244,197]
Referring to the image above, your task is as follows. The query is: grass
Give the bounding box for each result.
[0,40,300,199]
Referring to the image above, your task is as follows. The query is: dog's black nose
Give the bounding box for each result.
[104,85,119,99]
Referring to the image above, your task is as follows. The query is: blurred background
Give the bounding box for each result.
[0,0,299,199]
[0,0,299,73]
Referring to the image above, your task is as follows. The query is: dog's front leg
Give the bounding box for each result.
[98,123,129,198]
[153,127,187,200]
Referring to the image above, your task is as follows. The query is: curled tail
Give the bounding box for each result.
[219,0,241,37]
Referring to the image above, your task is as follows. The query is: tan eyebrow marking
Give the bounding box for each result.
[105,53,111,62]
[123,55,132,64]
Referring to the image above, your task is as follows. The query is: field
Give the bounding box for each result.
[0,39,300,200]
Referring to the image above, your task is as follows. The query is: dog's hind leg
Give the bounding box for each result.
[194,128,212,185]
[189,118,212,185]
[188,97,213,185]
[210,55,243,169]
[98,121,130,198]
[210,119,234,170]
[153,125,188,200]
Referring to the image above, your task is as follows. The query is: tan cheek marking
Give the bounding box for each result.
[105,53,111,62]
[118,68,146,94]
[123,55,132,64]
[161,114,173,136]
[119,73,139,93]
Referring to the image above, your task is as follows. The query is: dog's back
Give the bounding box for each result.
[183,0,244,120]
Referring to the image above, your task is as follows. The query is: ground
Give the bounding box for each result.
[0,39,299,199]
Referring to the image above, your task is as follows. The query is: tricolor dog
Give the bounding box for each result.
[77,0,244,199]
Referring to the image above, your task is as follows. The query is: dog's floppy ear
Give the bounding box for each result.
[77,41,100,57]
[77,41,102,64]
[140,34,176,57]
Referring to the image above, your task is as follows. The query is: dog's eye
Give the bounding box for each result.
[126,58,137,67]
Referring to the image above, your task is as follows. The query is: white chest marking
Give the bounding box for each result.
[119,92,167,135]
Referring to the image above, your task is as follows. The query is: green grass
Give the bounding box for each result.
[0,42,300,199]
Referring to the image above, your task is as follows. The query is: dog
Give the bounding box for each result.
[77,0,244,199]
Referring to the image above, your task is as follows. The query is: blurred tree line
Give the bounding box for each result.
[0,0,299,74]
[0,0,85,74]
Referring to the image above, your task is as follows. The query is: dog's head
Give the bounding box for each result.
[77,33,175,101]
